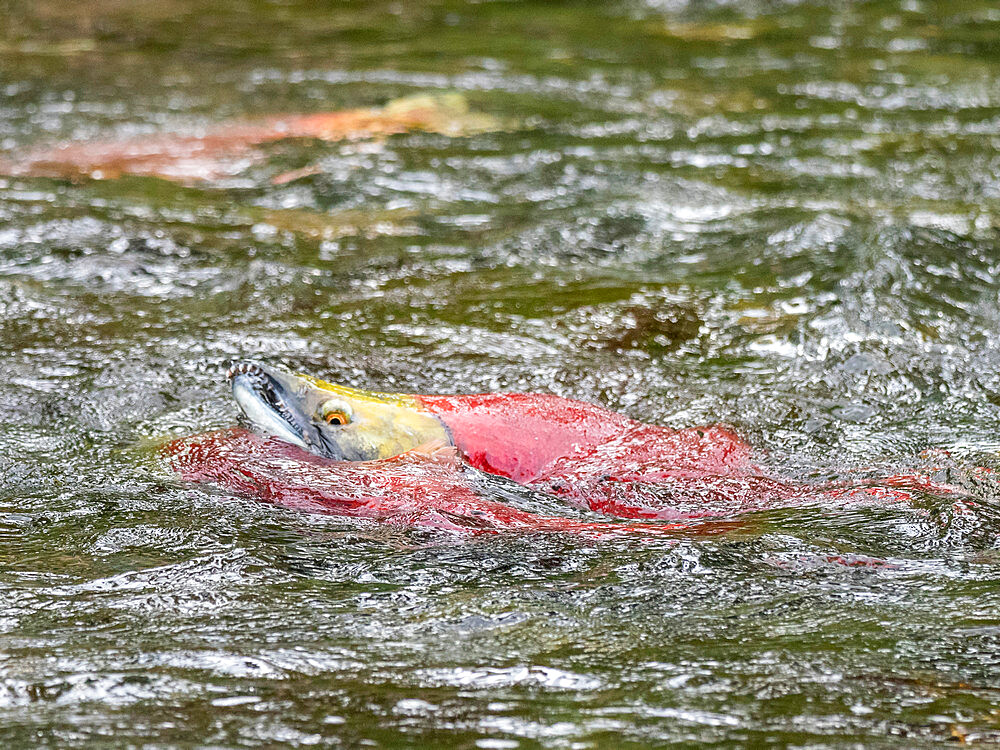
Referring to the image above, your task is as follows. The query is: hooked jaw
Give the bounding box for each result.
[227,361,316,452]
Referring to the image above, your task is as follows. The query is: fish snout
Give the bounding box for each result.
[227,360,317,452]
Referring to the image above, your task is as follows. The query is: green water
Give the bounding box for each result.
[4,0,1000,745]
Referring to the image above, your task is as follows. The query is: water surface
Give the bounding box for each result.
[4,0,1000,746]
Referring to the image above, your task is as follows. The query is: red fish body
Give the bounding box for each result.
[416,393,824,519]
[166,428,688,536]
[169,382,963,535]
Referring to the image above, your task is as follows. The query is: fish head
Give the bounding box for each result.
[226,361,450,461]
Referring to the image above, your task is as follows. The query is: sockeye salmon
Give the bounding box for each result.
[164,361,966,535]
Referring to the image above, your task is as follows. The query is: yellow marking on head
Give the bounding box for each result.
[294,373,447,460]
[296,374,423,410]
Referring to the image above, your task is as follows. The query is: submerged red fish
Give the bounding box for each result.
[164,361,962,536]
[0,94,497,183]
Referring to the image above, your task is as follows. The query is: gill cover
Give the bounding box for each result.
[227,361,450,461]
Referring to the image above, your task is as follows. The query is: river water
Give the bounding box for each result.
[4,0,1000,746]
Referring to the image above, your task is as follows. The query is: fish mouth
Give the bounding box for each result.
[227,360,317,452]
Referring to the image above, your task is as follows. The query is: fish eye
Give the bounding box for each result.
[320,400,352,426]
